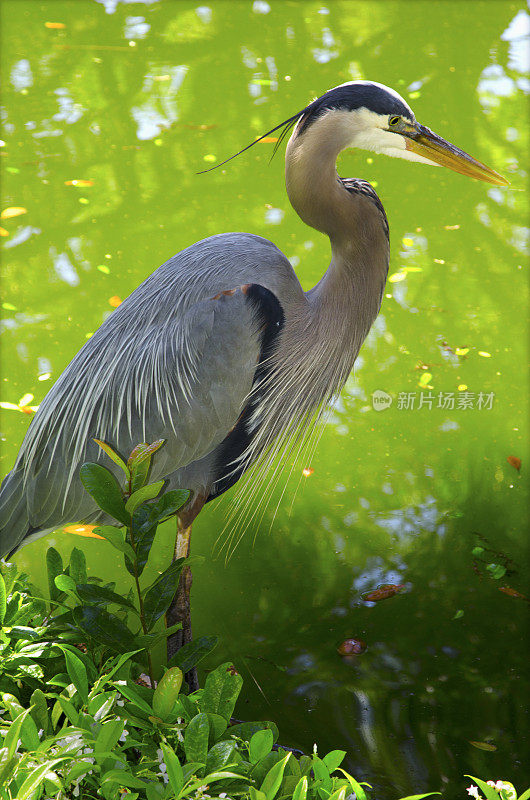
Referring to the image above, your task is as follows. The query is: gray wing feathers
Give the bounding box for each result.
[0,232,300,556]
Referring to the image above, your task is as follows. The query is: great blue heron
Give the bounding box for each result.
[0,81,506,662]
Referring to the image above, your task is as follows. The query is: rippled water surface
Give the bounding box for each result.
[1,1,529,794]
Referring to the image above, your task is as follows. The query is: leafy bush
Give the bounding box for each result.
[0,558,385,800]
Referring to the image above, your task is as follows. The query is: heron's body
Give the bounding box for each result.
[0,81,506,560]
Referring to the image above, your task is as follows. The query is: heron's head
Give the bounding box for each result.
[200,80,507,186]
[289,80,508,186]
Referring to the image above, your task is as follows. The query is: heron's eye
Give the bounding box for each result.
[389,116,401,127]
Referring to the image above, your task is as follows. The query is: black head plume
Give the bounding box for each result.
[197,81,415,175]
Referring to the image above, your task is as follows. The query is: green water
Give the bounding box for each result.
[1,0,529,794]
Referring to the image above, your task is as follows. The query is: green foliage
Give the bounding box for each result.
[0,560,392,800]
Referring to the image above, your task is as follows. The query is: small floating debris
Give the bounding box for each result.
[388,270,407,283]
[1,206,27,219]
[0,393,39,414]
[64,179,94,187]
[302,467,314,477]
[506,455,521,472]
[337,638,366,656]
[108,295,122,308]
[469,741,497,752]
[362,584,405,602]
[499,586,528,601]
[63,524,103,539]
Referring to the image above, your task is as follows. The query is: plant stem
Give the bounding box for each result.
[129,523,156,689]
[135,571,156,688]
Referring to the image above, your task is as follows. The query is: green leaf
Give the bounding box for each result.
[207,712,228,740]
[79,462,129,525]
[0,561,18,595]
[397,794,442,800]
[184,712,210,766]
[130,491,190,540]
[61,647,89,704]
[130,458,151,493]
[142,558,188,631]
[204,741,238,774]
[17,759,67,800]
[260,752,291,800]
[76,582,137,612]
[487,564,507,580]
[153,667,184,719]
[168,635,219,672]
[223,720,279,742]
[101,770,149,789]
[128,440,165,492]
[327,788,347,800]
[518,788,530,800]
[29,688,49,735]
[69,547,87,586]
[93,438,130,477]
[161,741,184,797]
[57,695,79,725]
[2,693,40,750]
[336,769,369,800]
[129,507,158,576]
[465,777,501,800]
[201,662,243,722]
[115,683,154,716]
[146,489,190,525]
[95,718,125,754]
[322,750,346,773]
[312,755,331,787]
[93,525,136,561]
[146,785,166,800]
[55,574,78,599]
[73,605,136,651]
[183,771,247,797]
[292,776,308,800]
[127,440,165,470]
[0,573,6,626]
[89,690,117,721]
[3,706,34,758]
[46,547,63,603]
[250,790,267,800]
[102,649,144,682]
[125,481,164,515]
[250,729,274,764]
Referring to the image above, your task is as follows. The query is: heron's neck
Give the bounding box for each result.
[285,114,390,353]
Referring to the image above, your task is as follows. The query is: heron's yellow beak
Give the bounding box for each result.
[405,124,509,186]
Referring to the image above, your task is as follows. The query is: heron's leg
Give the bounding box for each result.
[166,495,205,692]
[166,519,193,656]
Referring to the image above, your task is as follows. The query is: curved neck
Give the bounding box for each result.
[285,113,351,241]
[285,113,390,348]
